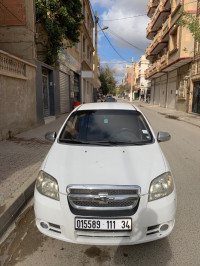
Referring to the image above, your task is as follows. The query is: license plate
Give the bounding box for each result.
[75,217,132,231]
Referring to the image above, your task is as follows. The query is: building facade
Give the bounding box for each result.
[137,55,151,101]
[145,0,197,112]
[0,0,37,139]
[122,63,139,99]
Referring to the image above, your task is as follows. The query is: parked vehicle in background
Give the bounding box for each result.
[34,102,176,246]
[124,95,129,100]
[105,97,116,102]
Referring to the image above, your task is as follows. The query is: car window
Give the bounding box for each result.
[59,110,153,145]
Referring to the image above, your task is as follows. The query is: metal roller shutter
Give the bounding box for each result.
[154,78,160,105]
[59,72,70,114]
[160,75,167,108]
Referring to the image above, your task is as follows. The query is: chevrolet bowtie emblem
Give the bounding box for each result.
[94,193,114,204]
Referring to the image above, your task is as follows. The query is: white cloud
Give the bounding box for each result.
[92,0,150,53]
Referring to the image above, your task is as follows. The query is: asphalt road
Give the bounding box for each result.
[1,103,200,266]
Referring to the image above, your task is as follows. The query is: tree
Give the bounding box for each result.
[177,11,200,44]
[35,0,84,65]
[118,85,127,96]
[99,66,117,95]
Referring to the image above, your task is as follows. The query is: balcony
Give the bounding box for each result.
[146,0,171,40]
[146,31,168,60]
[160,15,171,41]
[160,52,169,70]
[148,59,161,77]
[147,0,159,18]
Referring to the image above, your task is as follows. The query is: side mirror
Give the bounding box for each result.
[157,132,171,142]
[45,132,57,142]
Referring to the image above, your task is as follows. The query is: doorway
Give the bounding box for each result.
[192,82,200,114]
[42,68,50,117]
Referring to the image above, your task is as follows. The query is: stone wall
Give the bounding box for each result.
[0,50,37,140]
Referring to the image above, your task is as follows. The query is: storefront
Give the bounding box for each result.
[59,49,81,112]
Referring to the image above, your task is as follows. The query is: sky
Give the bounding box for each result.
[90,0,150,85]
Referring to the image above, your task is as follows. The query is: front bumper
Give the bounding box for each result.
[34,188,176,245]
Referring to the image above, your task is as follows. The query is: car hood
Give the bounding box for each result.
[43,142,167,195]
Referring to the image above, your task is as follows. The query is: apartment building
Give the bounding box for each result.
[137,55,151,101]
[123,63,139,99]
[145,0,197,111]
[0,0,37,139]
[80,0,94,103]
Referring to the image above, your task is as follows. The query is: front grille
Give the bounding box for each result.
[67,185,141,217]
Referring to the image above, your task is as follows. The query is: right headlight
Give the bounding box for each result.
[148,172,174,202]
[36,171,60,201]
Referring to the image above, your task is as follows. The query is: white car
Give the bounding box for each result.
[34,103,176,245]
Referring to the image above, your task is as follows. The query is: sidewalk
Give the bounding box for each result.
[0,113,69,238]
[0,103,199,239]
[134,101,200,128]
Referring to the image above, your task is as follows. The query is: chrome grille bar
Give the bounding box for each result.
[67,185,141,211]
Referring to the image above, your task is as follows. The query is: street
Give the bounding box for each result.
[0,103,200,266]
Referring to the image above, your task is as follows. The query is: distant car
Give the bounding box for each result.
[124,95,129,99]
[34,102,176,246]
[105,97,116,102]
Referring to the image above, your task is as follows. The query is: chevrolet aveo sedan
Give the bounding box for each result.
[34,103,177,245]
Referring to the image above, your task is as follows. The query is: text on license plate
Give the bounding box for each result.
[75,218,132,231]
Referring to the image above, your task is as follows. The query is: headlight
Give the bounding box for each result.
[148,172,174,202]
[36,171,60,201]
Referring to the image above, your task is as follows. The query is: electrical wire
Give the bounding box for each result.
[102,14,146,21]
[89,2,133,63]
[107,28,146,52]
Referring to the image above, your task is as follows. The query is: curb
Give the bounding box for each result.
[0,172,38,238]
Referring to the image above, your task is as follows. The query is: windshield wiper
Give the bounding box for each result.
[91,140,151,146]
[59,139,89,144]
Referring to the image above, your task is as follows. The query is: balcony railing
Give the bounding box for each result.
[0,50,26,78]
[160,15,171,40]
[147,0,159,18]
[151,0,170,31]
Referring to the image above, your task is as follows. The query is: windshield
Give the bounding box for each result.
[59,110,154,145]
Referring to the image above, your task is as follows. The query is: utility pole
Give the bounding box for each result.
[94,11,98,91]
[130,57,134,102]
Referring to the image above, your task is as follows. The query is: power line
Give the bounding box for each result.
[89,2,132,63]
[102,14,147,21]
[101,14,147,21]
[107,28,145,52]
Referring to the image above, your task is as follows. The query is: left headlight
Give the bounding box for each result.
[148,172,174,202]
[36,171,60,201]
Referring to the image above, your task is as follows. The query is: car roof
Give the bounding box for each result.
[76,102,138,111]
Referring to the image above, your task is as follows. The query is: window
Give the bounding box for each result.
[170,27,178,52]
[178,74,188,99]
[87,14,90,29]
[82,1,85,16]
[87,46,90,59]
[59,110,153,145]
[83,36,85,53]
